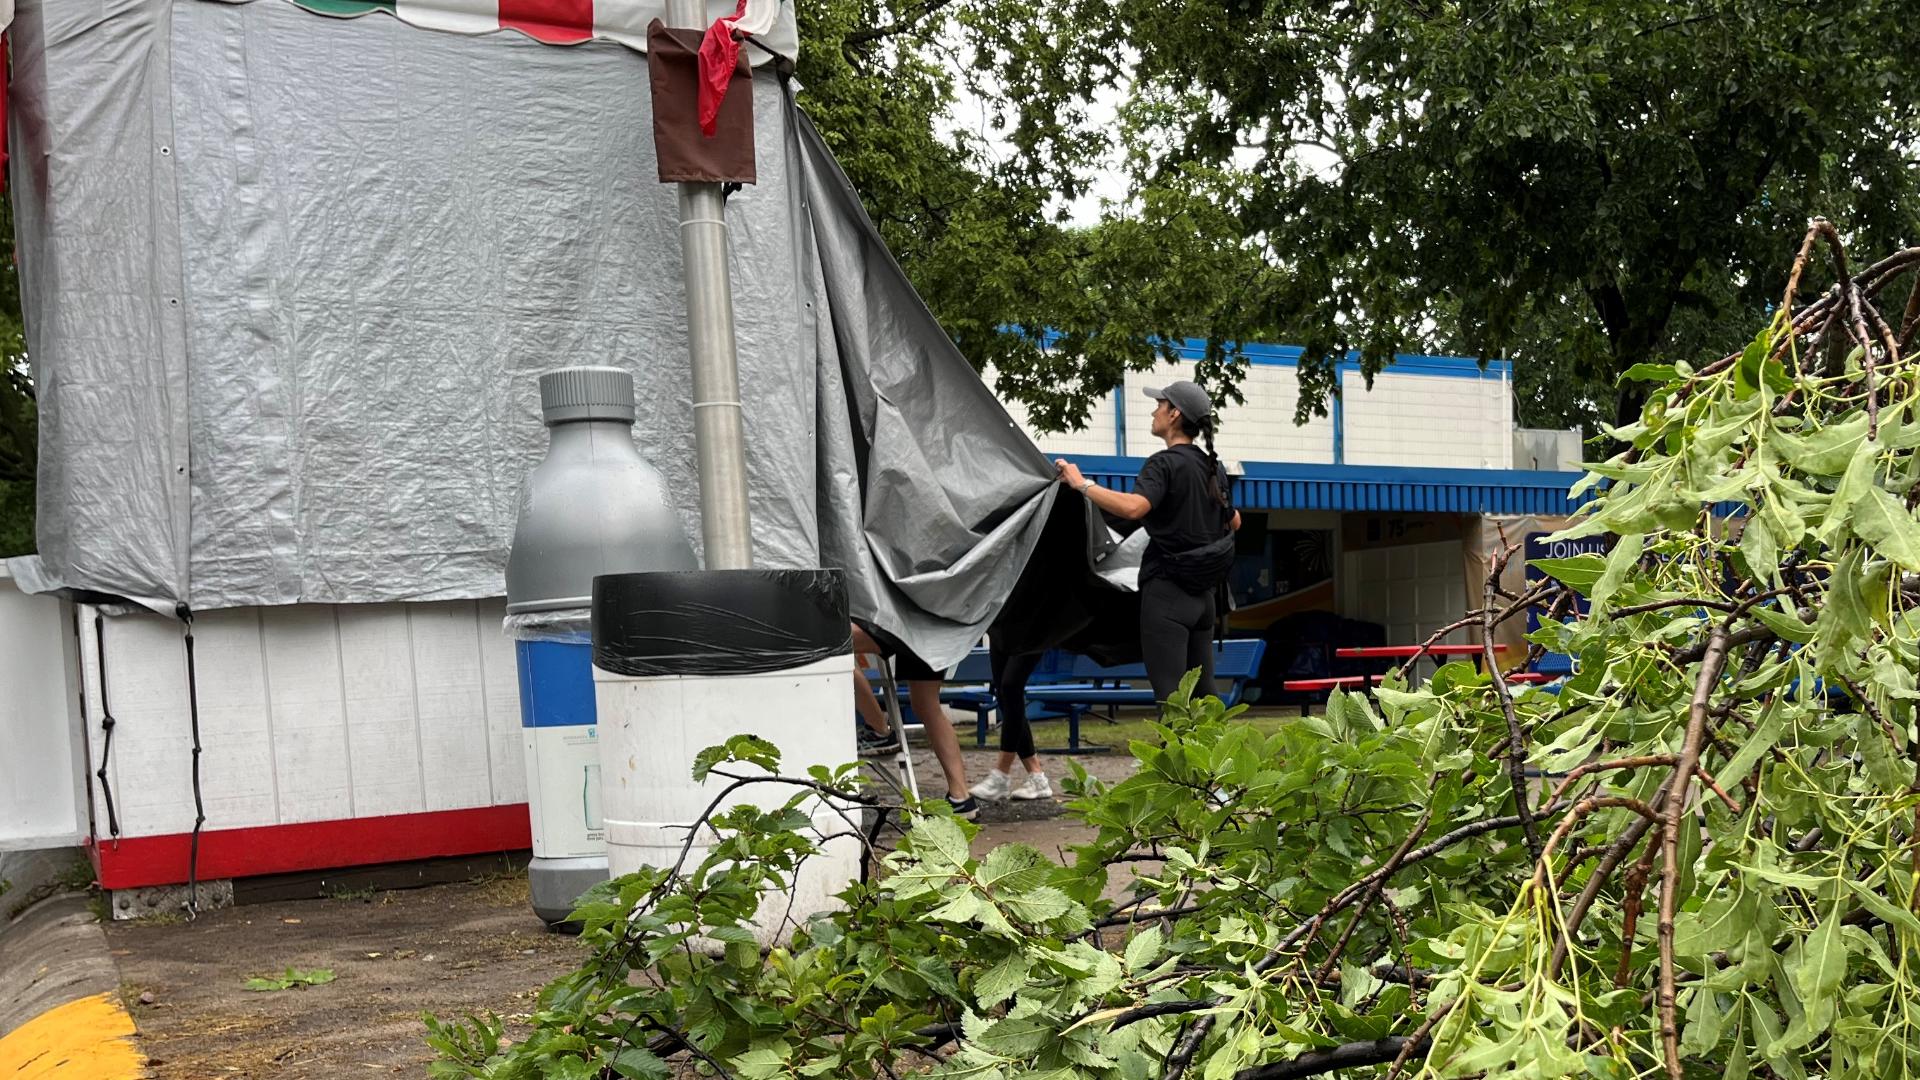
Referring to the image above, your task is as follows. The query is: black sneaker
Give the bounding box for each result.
[857,726,896,757]
[946,796,979,821]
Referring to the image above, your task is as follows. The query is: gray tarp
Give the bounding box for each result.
[6,0,1076,667]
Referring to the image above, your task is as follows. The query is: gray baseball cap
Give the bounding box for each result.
[1143,380,1213,422]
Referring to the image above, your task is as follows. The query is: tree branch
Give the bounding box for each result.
[844,0,959,46]
[1658,623,1731,1080]
[1484,542,1543,863]
[1236,1036,1430,1080]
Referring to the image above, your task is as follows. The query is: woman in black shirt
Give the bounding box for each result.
[1057,381,1241,704]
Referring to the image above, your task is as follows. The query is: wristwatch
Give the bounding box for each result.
[1078,480,1096,493]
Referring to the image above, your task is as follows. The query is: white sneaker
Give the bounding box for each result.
[969,770,1013,801]
[1010,773,1053,801]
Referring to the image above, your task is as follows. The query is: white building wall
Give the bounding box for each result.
[1001,387,1117,458]
[1342,368,1514,470]
[997,356,1512,469]
[1119,361,1337,463]
[79,599,526,840]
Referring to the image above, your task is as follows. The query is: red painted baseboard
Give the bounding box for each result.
[88,804,533,890]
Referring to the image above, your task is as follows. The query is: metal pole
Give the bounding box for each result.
[667,0,754,570]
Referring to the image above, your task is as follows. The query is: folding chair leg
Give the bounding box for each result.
[864,659,919,803]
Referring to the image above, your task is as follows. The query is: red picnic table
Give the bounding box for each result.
[1281,644,1522,702]
[1333,645,1507,661]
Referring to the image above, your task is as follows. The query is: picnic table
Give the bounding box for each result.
[1280,644,1512,704]
[1333,645,1507,660]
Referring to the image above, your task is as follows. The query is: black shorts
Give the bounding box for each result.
[856,620,941,681]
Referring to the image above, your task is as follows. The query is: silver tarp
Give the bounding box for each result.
[6,0,1086,667]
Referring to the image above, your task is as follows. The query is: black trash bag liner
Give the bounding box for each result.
[593,569,851,678]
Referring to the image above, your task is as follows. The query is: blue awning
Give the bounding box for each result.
[1073,457,1591,516]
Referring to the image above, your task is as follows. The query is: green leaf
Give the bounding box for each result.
[692,735,782,782]
[1738,514,1777,583]
[973,951,1028,1008]
[1736,860,1829,890]
[1817,440,1880,541]
[999,885,1074,924]
[1735,327,1770,397]
[1592,534,1642,609]
[1849,485,1920,572]
[1531,554,1607,596]
[1750,1000,1806,1080]
[1751,604,1814,645]
[1325,1001,1393,1042]
[1844,878,1920,940]
[1857,714,1910,794]
[976,1014,1054,1056]
[607,1047,672,1080]
[1790,906,1848,1011]
[243,967,335,992]
[707,924,759,947]
[1773,412,1870,475]
[909,814,975,872]
[730,1045,791,1080]
[1680,986,1725,1056]
[1619,363,1679,385]
[1123,925,1164,972]
[1673,889,1751,956]
[1816,548,1878,652]
[1717,706,1783,789]
[978,844,1052,895]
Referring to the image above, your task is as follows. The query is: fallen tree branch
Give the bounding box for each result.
[1658,623,1731,1080]
[1485,540,1543,864]
[1236,1036,1431,1080]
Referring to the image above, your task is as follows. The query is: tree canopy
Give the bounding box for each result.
[796,0,1920,432]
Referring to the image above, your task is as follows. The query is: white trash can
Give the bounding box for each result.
[592,569,859,946]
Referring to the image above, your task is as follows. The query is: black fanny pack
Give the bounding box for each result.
[1158,532,1237,593]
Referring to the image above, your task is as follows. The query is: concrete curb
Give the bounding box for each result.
[0,850,147,1078]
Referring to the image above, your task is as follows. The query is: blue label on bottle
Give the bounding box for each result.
[516,640,598,728]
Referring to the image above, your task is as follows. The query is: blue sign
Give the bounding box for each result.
[1524,532,1608,673]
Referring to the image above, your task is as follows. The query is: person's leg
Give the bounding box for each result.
[1186,591,1220,703]
[977,647,1043,800]
[852,662,890,734]
[848,625,890,735]
[989,644,1020,774]
[1140,579,1195,704]
[996,647,1040,764]
[908,680,970,800]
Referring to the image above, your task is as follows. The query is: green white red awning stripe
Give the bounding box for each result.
[281,0,781,54]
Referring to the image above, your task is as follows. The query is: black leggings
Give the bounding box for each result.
[1141,577,1218,705]
[991,644,1044,759]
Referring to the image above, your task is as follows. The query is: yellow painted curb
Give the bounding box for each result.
[0,992,146,1079]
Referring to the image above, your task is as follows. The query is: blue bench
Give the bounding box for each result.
[862,647,1081,748]
[1022,639,1268,751]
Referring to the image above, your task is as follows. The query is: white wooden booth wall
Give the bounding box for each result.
[0,568,88,851]
[77,598,530,888]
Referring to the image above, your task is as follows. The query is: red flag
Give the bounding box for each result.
[696,0,749,137]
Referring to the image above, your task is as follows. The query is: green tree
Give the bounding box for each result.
[0,190,31,559]
[940,0,1920,429]
[792,0,1280,429]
